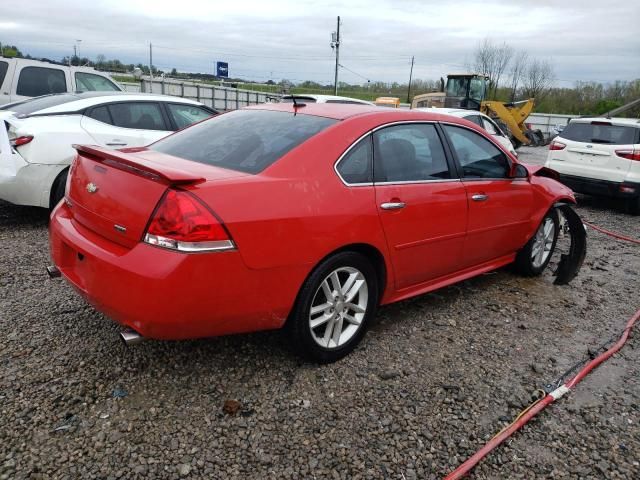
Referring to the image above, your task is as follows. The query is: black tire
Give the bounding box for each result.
[288,251,378,363]
[50,169,68,210]
[515,209,560,276]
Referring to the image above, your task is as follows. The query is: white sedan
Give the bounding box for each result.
[0,92,217,209]
[416,107,517,157]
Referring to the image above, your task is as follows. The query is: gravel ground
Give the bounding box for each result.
[1,146,639,479]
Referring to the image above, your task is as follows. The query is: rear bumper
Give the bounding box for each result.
[49,202,303,340]
[557,174,640,199]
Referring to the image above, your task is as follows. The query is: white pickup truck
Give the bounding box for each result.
[0,57,122,105]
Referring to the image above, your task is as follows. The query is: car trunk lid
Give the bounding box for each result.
[66,145,243,249]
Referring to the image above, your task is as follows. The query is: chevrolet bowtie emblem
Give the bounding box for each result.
[86,182,99,194]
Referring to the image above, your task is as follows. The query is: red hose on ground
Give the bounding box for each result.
[444,307,640,479]
[583,221,640,245]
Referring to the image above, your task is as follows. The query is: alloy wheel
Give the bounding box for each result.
[531,217,556,268]
[308,266,368,349]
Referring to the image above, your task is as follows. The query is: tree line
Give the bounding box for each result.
[1,40,638,116]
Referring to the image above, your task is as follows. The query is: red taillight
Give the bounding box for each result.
[10,135,33,147]
[549,141,566,151]
[144,189,235,252]
[615,149,640,161]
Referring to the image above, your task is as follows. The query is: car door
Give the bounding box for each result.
[80,101,171,148]
[441,124,533,267]
[372,123,468,289]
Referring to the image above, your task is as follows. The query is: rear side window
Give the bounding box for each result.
[87,105,113,124]
[151,109,337,174]
[481,117,498,135]
[561,122,638,145]
[373,123,451,182]
[166,103,214,130]
[464,115,484,127]
[75,72,120,92]
[17,67,67,97]
[108,102,167,131]
[337,136,372,184]
[0,61,8,87]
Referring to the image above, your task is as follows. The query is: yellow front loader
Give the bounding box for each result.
[443,74,545,148]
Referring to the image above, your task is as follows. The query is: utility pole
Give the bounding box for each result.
[149,42,153,81]
[406,56,415,104]
[331,16,341,96]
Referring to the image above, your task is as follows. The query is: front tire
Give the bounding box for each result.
[288,251,378,363]
[515,209,560,276]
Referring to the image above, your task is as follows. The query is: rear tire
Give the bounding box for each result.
[50,169,68,210]
[288,251,378,363]
[515,209,560,276]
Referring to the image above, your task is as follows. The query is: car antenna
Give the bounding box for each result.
[290,95,306,115]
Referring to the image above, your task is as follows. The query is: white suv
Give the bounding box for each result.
[545,118,640,214]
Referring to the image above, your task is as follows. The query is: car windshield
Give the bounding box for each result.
[151,109,337,174]
[561,122,638,145]
[0,94,80,115]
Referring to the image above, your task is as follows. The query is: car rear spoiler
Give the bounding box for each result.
[72,144,205,185]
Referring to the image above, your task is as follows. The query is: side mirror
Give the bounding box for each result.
[509,163,528,179]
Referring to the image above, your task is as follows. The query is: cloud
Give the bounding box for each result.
[1,0,638,85]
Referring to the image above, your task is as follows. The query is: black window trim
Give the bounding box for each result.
[334,121,461,187]
[439,121,519,182]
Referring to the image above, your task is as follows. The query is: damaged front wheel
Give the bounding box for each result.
[515,209,560,276]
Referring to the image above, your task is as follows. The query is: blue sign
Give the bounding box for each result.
[216,61,229,78]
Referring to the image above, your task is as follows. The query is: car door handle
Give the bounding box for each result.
[106,142,128,146]
[380,202,406,210]
[471,194,488,202]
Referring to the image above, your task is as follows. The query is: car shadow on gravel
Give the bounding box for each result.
[0,200,49,228]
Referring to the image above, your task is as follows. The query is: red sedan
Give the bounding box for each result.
[49,103,575,362]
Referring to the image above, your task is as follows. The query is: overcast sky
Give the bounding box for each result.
[2,0,639,86]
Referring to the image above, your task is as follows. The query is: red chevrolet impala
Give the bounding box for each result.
[49,103,575,362]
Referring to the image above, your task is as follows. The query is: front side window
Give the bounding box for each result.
[373,123,451,183]
[151,109,337,174]
[17,67,67,97]
[443,125,510,179]
[336,136,372,184]
[166,103,215,130]
[75,72,120,92]
[108,102,167,131]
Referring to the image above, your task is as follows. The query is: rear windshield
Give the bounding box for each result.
[0,93,80,115]
[151,109,337,174]
[561,122,638,145]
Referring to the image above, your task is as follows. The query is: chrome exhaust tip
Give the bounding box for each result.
[46,265,61,278]
[120,329,145,346]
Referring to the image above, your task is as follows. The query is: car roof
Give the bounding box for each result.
[247,102,472,123]
[22,92,205,115]
[570,117,640,127]
[414,107,489,118]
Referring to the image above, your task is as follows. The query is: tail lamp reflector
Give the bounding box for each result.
[549,141,566,151]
